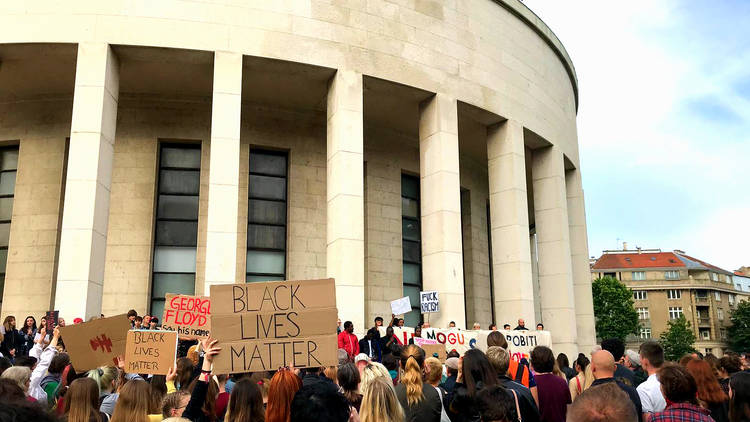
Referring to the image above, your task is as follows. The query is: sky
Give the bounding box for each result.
[522,0,750,271]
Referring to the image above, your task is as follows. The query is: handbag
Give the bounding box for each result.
[509,389,522,422]
[433,385,452,422]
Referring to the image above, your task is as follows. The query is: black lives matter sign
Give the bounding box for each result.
[210,278,338,374]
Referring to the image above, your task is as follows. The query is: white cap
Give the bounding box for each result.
[354,353,370,363]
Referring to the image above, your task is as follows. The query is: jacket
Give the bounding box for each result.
[28,342,56,402]
[338,331,359,359]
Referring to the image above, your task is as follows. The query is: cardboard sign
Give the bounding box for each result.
[161,294,211,338]
[58,314,130,371]
[420,291,439,313]
[422,343,447,362]
[390,296,411,315]
[45,310,59,332]
[124,330,177,375]
[210,279,338,374]
[413,337,438,346]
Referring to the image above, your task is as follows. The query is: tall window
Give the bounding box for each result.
[729,294,735,305]
[715,291,722,301]
[0,147,18,303]
[668,307,683,320]
[401,174,421,327]
[667,289,681,300]
[151,145,201,318]
[665,270,680,280]
[633,290,648,301]
[637,307,650,320]
[247,150,287,282]
[639,328,652,339]
[717,308,724,321]
[632,271,646,281]
[710,272,718,282]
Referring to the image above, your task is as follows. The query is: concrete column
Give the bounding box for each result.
[54,43,119,321]
[566,168,596,352]
[487,120,535,327]
[419,94,465,329]
[326,70,365,331]
[531,146,578,357]
[204,52,242,293]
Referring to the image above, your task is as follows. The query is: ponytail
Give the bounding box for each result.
[400,345,425,405]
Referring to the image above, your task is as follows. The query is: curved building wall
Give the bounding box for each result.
[0,0,594,356]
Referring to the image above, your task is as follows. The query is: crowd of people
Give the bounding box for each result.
[0,311,749,422]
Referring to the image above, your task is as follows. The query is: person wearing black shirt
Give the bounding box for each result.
[591,350,643,422]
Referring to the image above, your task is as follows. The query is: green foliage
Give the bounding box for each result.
[660,316,696,361]
[728,300,750,352]
[592,276,640,341]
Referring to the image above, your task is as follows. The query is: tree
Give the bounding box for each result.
[660,316,696,361]
[728,300,750,352]
[592,276,640,341]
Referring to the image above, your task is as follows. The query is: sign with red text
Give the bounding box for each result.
[161,294,211,338]
[58,314,130,371]
[124,330,177,375]
[210,278,339,374]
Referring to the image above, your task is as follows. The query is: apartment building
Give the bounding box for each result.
[591,248,748,356]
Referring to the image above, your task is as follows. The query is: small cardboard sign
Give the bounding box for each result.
[124,330,177,375]
[58,314,130,372]
[210,279,338,374]
[422,343,447,362]
[413,337,438,346]
[161,294,211,339]
[390,296,411,315]
[420,291,439,313]
[45,310,59,332]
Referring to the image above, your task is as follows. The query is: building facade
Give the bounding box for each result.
[0,0,594,357]
[592,248,748,356]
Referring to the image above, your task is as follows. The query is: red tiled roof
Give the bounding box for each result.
[592,252,685,270]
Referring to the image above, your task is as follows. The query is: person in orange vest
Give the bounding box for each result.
[337,320,359,361]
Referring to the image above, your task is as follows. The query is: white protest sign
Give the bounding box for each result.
[420,290,439,313]
[390,296,412,315]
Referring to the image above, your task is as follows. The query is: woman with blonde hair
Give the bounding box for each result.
[63,377,108,422]
[394,345,442,421]
[88,366,120,415]
[360,362,391,392]
[359,377,404,422]
[110,379,151,422]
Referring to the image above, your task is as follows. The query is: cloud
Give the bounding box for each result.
[522,0,750,270]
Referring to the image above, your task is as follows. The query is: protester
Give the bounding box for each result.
[266,367,302,422]
[0,401,58,422]
[568,383,639,422]
[27,325,60,402]
[359,376,405,422]
[63,377,109,422]
[337,321,359,361]
[686,359,729,422]
[110,380,152,422]
[88,366,120,415]
[503,324,511,330]
[42,352,71,407]
[489,324,497,331]
[162,391,191,419]
[728,372,750,422]
[651,364,714,422]
[382,353,400,386]
[424,357,450,421]
[380,326,400,359]
[19,316,37,356]
[409,326,423,345]
[324,366,338,385]
[556,353,575,381]
[625,349,648,387]
[290,377,351,422]
[530,345,570,422]
[449,322,456,328]
[536,323,544,331]
[514,319,528,331]
[127,310,137,326]
[637,341,667,419]
[1,316,21,358]
[449,349,501,422]
[1,366,32,400]
[182,338,221,422]
[719,355,742,395]
[472,322,481,330]
[359,328,381,362]
[475,386,518,422]
[360,362,391,393]
[224,378,264,422]
[568,353,590,401]
[395,345,442,421]
[175,358,195,391]
[214,374,230,419]
[440,357,459,398]
[601,338,635,386]
[590,350,643,421]
[338,362,363,412]
[485,346,541,422]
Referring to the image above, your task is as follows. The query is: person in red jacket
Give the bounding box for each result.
[337,321,359,360]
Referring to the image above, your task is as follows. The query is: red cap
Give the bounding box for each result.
[73,318,84,324]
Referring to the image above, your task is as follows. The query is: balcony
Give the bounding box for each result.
[698,317,711,326]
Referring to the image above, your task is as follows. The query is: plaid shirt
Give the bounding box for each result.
[650,403,715,422]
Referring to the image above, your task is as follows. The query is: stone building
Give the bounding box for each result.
[0,0,594,357]
[591,248,748,356]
